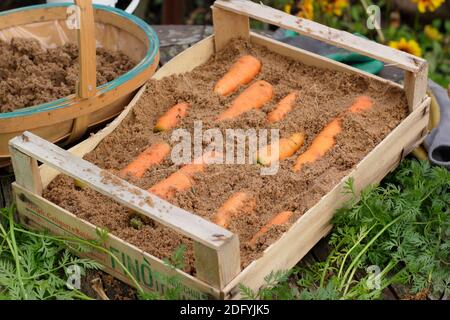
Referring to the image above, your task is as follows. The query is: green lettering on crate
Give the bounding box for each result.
[109,247,120,269]
[141,263,154,288]
[126,256,141,283]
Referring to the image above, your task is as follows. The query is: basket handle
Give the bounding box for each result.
[75,0,97,99]
[65,0,97,145]
[212,0,428,112]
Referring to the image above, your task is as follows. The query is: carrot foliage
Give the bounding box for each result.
[240,160,450,300]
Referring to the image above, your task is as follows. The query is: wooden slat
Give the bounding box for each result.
[13,183,220,299]
[194,235,241,289]
[9,145,42,196]
[404,64,429,112]
[212,6,250,52]
[213,0,425,73]
[250,33,403,89]
[9,132,234,250]
[75,0,97,99]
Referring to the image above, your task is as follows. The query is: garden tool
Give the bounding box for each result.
[421,80,450,169]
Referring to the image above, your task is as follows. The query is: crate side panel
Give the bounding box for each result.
[13,183,221,300]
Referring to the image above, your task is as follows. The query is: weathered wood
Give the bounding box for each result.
[194,235,241,290]
[10,132,235,251]
[13,183,220,299]
[9,145,42,196]
[250,32,403,89]
[213,0,426,73]
[11,131,241,289]
[404,64,429,112]
[212,6,250,52]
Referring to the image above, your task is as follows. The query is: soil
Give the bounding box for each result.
[0,37,136,113]
[43,38,409,275]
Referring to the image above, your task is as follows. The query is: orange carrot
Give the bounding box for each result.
[293,118,342,172]
[121,143,171,178]
[154,102,190,132]
[248,211,293,246]
[217,80,274,122]
[293,96,373,172]
[349,95,373,113]
[148,152,219,200]
[212,192,256,228]
[214,55,262,96]
[257,132,305,166]
[267,92,297,123]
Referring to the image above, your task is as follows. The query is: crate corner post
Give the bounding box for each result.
[194,234,241,291]
[8,134,43,196]
[404,61,429,112]
[212,4,250,52]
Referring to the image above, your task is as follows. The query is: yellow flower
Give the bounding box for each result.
[284,3,292,13]
[424,25,443,41]
[320,0,349,16]
[412,0,444,13]
[389,38,422,57]
[297,0,314,20]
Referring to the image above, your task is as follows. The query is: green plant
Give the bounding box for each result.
[0,205,194,300]
[241,159,450,300]
[0,206,101,300]
[138,244,187,300]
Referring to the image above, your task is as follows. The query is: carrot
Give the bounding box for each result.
[149,165,200,200]
[293,96,373,172]
[148,151,219,200]
[267,92,297,123]
[248,211,293,246]
[214,55,262,96]
[293,118,342,172]
[348,95,373,113]
[257,132,305,166]
[217,80,274,122]
[121,143,171,178]
[212,192,256,228]
[154,102,190,133]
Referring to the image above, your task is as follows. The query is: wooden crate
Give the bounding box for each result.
[9,0,430,300]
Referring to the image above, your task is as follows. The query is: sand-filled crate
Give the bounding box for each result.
[9,0,430,299]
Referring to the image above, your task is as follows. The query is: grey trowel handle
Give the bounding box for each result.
[425,80,450,169]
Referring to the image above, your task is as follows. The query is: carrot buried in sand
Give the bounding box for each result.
[257,132,305,166]
[154,102,190,133]
[120,142,171,178]
[148,152,220,200]
[267,92,298,123]
[248,211,293,247]
[212,192,256,228]
[214,55,262,96]
[217,80,274,122]
[293,96,373,172]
